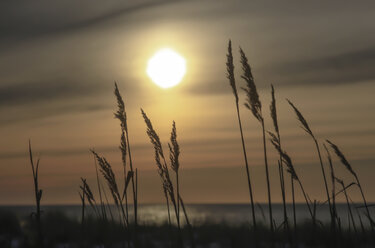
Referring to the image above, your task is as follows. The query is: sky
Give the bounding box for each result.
[1,0,375,205]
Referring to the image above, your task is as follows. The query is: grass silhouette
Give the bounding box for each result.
[13,41,375,247]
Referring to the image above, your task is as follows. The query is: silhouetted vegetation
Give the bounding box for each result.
[6,41,374,247]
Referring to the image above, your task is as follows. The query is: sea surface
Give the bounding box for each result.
[1,203,373,228]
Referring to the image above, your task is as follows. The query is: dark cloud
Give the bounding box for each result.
[269,47,375,85]
[187,47,375,96]
[0,0,174,46]
[0,102,108,126]
[0,80,94,106]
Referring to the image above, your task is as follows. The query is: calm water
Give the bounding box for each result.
[1,203,373,227]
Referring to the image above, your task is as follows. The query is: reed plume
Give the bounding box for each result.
[80,177,100,219]
[240,47,273,234]
[287,99,333,227]
[91,150,129,227]
[327,140,374,230]
[141,109,178,226]
[114,83,138,229]
[168,122,192,246]
[141,110,188,247]
[28,140,44,248]
[226,40,257,234]
[169,121,181,229]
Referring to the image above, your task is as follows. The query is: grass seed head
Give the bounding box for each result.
[239,47,262,122]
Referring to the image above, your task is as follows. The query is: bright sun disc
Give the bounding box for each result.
[147,48,186,88]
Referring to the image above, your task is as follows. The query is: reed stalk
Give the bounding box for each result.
[240,47,273,234]
[336,178,357,235]
[226,40,257,234]
[291,176,296,234]
[28,140,44,248]
[114,83,138,228]
[323,144,337,244]
[327,140,374,232]
[79,180,86,248]
[169,121,181,229]
[141,109,182,245]
[287,100,333,229]
[269,85,290,239]
[91,150,129,227]
[102,182,115,223]
[179,195,195,248]
[269,133,313,218]
[93,158,107,220]
[80,178,100,219]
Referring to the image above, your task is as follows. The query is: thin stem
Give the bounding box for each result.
[29,141,43,248]
[79,186,86,248]
[261,120,274,233]
[235,104,257,233]
[355,175,373,230]
[176,171,180,229]
[277,135,289,236]
[125,131,137,227]
[341,184,357,234]
[313,139,333,223]
[165,190,172,227]
[94,158,106,220]
[102,184,114,223]
[179,196,195,248]
[297,179,313,218]
[291,176,296,235]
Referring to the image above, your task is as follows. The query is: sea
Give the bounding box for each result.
[1,203,373,228]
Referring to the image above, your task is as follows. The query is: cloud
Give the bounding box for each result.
[0,80,93,106]
[0,0,175,47]
[268,47,375,85]
[186,47,375,96]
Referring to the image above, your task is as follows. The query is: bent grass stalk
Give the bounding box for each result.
[336,178,357,235]
[240,47,273,234]
[327,139,374,232]
[287,100,333,231]
[323,143,337,242]
[269,132,313,219]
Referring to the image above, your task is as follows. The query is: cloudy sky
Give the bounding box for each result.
[1,0,374,204]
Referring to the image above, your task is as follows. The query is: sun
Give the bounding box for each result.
[147,48,186,88]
